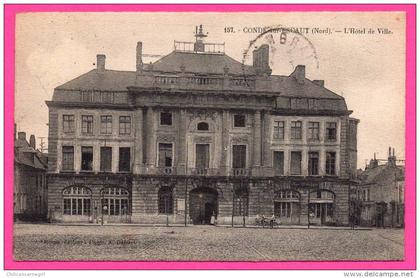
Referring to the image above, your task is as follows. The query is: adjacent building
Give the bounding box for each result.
[46,26,359,225]
[14,129,48,221]
[354,148,404,227]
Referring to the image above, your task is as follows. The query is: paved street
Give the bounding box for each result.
[13,224,404,261]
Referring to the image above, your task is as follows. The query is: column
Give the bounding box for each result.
[253,110,262,168]
[262,111,272,169]
[145,107,155,172]
[220,110,230,175]
[177,109,187,174]
[133,108,143,174]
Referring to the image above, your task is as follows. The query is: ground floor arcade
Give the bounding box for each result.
[47,173,352,226]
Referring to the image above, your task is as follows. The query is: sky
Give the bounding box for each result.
[15,12,406,168]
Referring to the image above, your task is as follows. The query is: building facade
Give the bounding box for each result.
[46,26,358,225]
[14,129,48,221]
[353,148,404,227]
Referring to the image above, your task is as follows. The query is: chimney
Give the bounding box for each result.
[29,135,36,149]
[136,41,143,74]
[290,65,306,84]
[253,44,271,75]
[96,54,106,73]
[17,132,26,140]
[388,146,397,166]
[313,80,324,87]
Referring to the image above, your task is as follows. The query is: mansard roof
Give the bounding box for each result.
[151,51,256,75]
[54,50,346,107]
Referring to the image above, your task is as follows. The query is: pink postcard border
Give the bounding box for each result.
[3,4,416,270]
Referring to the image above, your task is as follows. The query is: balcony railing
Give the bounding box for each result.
[231,168,250,177]
[156,167,175,175]
[189,168,220,176]
[152,75,255,90]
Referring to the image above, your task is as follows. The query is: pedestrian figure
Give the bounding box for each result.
[210,212,216,225]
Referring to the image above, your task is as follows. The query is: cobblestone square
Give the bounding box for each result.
[13,224,404,261]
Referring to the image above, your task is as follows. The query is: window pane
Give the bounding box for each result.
[234,114,246,127]
[82,115,93,134]
[81,147,93,171]
[291,121,302,139]
[273,121,284,139]
[63,115,75,133]
[158,143,173,167]
[100,115,112,134]
[273,151,284,175]
[290,151,302,175]
[326,152,336,175]
[119,116,131,135]
[326,122,337,140]
[100,147,112,172]
[232,145,246,168]
[308,152,319,175]
[196,144,210,169]
[62,146,74,171]
[119,147,131,171]
[160,112,172,125]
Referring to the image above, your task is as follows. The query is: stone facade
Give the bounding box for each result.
[46,27,358,226]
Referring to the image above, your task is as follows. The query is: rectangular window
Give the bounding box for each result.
[158,143,173,167]
[160,112,172,126]
[195,144,210,169]
[326,122,337,141]
[62,146,74,171]
[291,121,302,140]
[119,147,131,172]
[82,115,93,134]
[290,151,302,175]
[81,91,93,102]
[273,121,285,139]
[81,146,93,171]
[100,147,112,172]
[273,151,284,175]
[325,152,336,175]
[101,92,113,103]
[100,115,112,134]
[308,152,319,175]
[62,115,75,133]
[119,116,131,135]
[232,145,246,169]
[308,122,320,140]
[233,114,246,127]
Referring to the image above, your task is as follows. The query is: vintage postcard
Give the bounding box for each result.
[4,4,416,271]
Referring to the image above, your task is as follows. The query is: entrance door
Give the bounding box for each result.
[189,187,218,225]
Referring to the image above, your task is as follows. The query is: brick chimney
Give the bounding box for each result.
[29,135,36,149]
[136,41,143,74]
[17,132,26,140]
[253,44,272,75]
[313,80,324,87]
[387,146,397,166]
[290,65,306,84]
[96,54,106,73]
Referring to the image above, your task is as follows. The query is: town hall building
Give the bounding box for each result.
[46,26,359,226]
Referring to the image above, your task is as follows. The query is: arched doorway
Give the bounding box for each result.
[309,190,335,225]
[189,187,218,225]
[273,190,301,224]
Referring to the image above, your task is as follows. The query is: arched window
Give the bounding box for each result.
[63,186,92,216]
[158,186,173,214]
[101,187,129,216]
[197,122,209,131]
[274,190,300,218]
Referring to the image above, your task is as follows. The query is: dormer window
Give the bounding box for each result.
[197,122,209,131]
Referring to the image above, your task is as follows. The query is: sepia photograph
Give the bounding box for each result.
[6,5,414,269]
